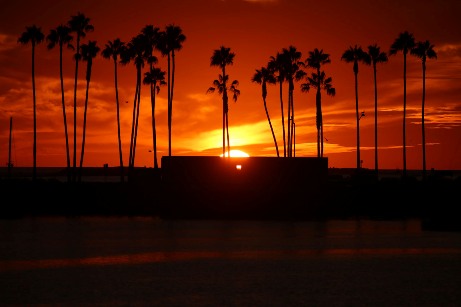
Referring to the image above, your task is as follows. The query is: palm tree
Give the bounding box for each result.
[67,12,94,182]
[101,38,126,182]
[251,66,279,157]
[207,73,240,157]
[18,24,44,181]
[341,45,370,171]
[141,25,161,169]
[207,46,239,157]
[143,66,167,169]
[121,33,148,171]
[304,48,331,158]
[46,24,74,182]
[281,46,305,157]
[389,31,415,178]
[366,44,388,175]
[268,52,287,157]
[301,71,336,157]
[157,24,186,157]
[78,40,100,182]
[411,40,437,180]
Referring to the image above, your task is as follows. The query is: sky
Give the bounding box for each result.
[0,0,460,170]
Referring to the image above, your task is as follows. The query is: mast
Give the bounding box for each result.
[8,116,13,178]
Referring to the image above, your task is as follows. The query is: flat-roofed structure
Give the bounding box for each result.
[160,156,328,219]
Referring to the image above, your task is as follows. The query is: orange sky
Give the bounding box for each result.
[0,0,460,170]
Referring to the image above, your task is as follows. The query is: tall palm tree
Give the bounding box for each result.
[46,24,74,183]
[304,48,331,157]
[141,25,161,169]
[301,71,336,157]
[101,38,126,182]
[268,52,287,157]
[67,12,94,182]
[411,40,437,180]
[281,46,305,157]
[251,66,279,157]
[207,46,238,157]
[341,45,370,171]
[366,44,388,175]
[389,31,415,178]
[121,33,148,171]
[157,24,186,157]
[78,40,100,182]
[18,24,44,181]
[143,66,166,169]
[207,73,240,157]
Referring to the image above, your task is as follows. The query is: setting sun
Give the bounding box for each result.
[220,150,250,158]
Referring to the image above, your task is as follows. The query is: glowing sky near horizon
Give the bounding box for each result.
[0,0,460,170]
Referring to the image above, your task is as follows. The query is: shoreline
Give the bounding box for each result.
[1,166,459,231]
[1,166,460,182]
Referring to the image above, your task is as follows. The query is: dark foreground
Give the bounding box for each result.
[1,167,460,232]
[1,218,461,306]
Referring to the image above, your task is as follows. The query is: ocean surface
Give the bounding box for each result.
[1,217,461,306]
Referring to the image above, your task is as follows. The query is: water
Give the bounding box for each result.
[1,217,461,306]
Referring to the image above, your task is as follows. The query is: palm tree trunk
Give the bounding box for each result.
[316,89,321,158]
[132,69,142,167]
[373,63,379,175]
[263,98,279,157]
[223,90,230,157]
[403,52,407,177]
[422,60,427,180]
[32,43,37,181]
[287,88,292,157]
[114,60,124,182]
[226,110,230,157]
[222,98,225,157]
[288,85,295,158]
[152,85,158,169]
[279,83,286,157]
[318,90,324,158]
[128,75,140,170]
[355,70,360,170]
[148,61,158,169]
[59,44,71,183]
[167,53,172,156]
[72,36,80,182]
[78,77,90,182]
[170,51,176,156]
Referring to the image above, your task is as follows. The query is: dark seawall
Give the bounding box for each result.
[1,157,460,227]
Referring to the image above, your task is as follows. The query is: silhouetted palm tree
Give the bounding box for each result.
[78,40,99,182]
[101,38,126,182]
[47,24,74,183]
[304,48,331,157]
[366,44,388,175]
[68,12,94,182]
[122,33,148,170]
[143,67,167,169]
[411,40,437,180]
[389,31,415,177]
[301,71,336,157]
[207,73,240,157]
[341,45,370,170]
[157,24,186,157]
[141,25,161,169]
[268,53,287,157]
[18,24,44,181]
[281,46,305,157]
[208,46,239,157]
[251,66,279,157]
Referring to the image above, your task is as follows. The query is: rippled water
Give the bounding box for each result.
[1,217,461,306]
